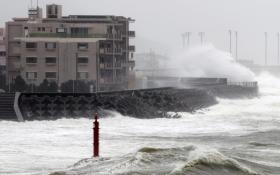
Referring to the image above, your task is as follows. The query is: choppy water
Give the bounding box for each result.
[1,73,280,175]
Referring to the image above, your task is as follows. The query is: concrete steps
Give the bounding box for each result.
[0,93,17,120]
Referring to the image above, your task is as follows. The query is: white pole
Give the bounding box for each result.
[277,32,279,65]
[235,31,238,61]
[229,30,232,54]
[265,32,268,65]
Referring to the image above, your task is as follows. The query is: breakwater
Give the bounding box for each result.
[18,88,216,120]
[0,81,259,121]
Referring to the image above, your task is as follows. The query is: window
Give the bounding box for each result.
[77,43,88,50]
[45,57,56,64]
[38,27,41,31]
[77,72,89,80]
[42,27,45,32]
[56,28,66,33]
[77,57,88,64]
[45,72,57,79]
[71,28,88,37]
[0,52,5,56]
[26,42,37,49]
[26,72,37,79]
[45,42,56,49]
[26,57,37,64]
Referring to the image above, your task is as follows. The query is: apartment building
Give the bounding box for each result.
[6,4,135,91]
[0,28,5,67]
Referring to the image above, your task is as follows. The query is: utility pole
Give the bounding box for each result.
[182,33,186,48]
[187,32,191,48]
[198,32,205,45]
[277,32,280,65]
[235,31,238,61]
[265,32,268,65]
[182,32,191,49]
[229,30,232,54]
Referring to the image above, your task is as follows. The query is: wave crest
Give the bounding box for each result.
[51,146,262,175]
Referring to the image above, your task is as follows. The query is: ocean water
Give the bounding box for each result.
[1,73,280,175]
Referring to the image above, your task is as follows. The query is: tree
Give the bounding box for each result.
[37,79,49,92]
[37,79,58,93]
[60,80,75,93]
[13,76,27,92]
[48,81,58,93]
[60,80,92,93]
[0,73,6,91]
[76,80,89,93]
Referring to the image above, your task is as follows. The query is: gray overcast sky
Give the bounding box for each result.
[1,0,280,65]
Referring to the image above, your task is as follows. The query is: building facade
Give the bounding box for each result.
[6,4,135,91]
[0,28,5,68]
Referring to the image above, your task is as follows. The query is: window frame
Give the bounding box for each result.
[45,72,57,79]
[26,57,38,64]
[77,72,89,80]
[77,57,89,64]
[26,72,38,80]
[45,42,57,50]
[25,42,37,49]
[45,57,57,64]
[77,43,89,50]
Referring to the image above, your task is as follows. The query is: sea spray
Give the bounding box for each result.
[168,44,256,82]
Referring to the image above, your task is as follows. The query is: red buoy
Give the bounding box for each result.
[93,113,99,157]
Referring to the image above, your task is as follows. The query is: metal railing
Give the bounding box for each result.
[227,81,258,88]
[29,33,107,38]
[99,48,122,55]
[128,31,135,37]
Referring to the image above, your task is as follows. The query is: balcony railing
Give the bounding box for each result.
[29,33,107,38]
[99,48,122,55]
[128,45,135,52]
[123,60,135,68]
[128,31,135,37]
[100,78,127,84]
[100,63,113,69]
[100,62,123,69]
[106,34,122,40]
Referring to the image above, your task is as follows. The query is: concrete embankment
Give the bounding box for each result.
[0,83,259,121]
[199,82,259,99]
[18,88,216,120]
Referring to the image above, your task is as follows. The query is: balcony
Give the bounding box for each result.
[128,31,135,38]
[100,63,113,69]
[99,78,126,85]
[100,62,122,69]
[128,45,135,52]
[106,34,122,40]
[99,48,122,55]
[29,33,107,38]
[122,60,135,68]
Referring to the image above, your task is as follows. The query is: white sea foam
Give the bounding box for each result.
[0,73,280,174]
[167,44,255,82]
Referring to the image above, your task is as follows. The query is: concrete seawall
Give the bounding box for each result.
[18,88,217,120]
[0,83,259,121]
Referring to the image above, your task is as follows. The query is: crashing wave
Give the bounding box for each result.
[50,146,261,175]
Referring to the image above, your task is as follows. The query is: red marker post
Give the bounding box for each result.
[93,114,99,157]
